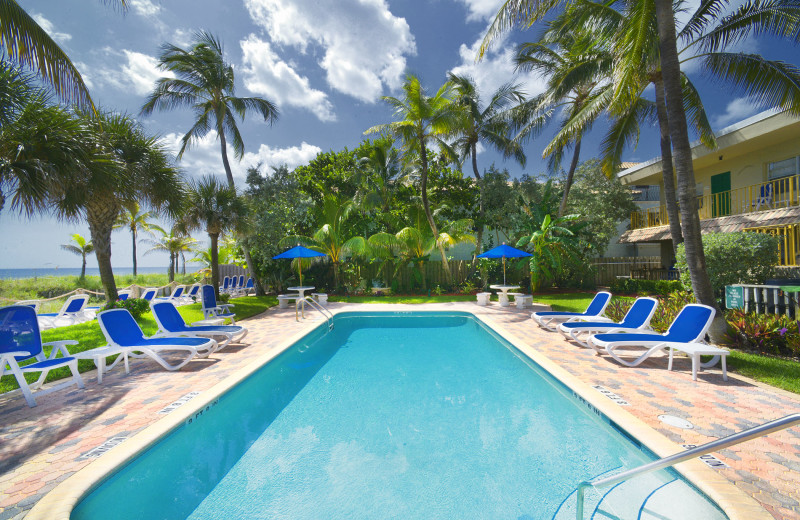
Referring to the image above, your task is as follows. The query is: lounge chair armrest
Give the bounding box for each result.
[0,351,31,361]
[43,340,79,358]
[217,304,234,312]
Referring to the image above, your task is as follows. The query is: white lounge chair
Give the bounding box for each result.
[532,292,612,330]
[201,284,236,324]
[589,304,728,381]
[37,294,91,330]
[151,301,247,351]
[0,305,85,407]
[96,309,218,374]
[559,297,658,348]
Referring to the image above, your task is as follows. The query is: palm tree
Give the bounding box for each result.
[365,74,460,280]
[0,0,127,109]
[141,31,278,188]
[50,111,185,302]
[60,233,94,279]
[513,29,612,217]
[113,201,164,276]
[0,63,94,215]
[448,73,526,264]
[144,227,196,282]
[281,193,368,290]
[354,139,409,214]
[183,175,247,296]
[141,31,278,293]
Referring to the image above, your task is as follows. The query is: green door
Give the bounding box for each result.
[711,171,731,217]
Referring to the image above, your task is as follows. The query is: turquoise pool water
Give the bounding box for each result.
[72,312,726,520]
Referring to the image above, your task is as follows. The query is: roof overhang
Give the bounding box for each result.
[618,206,800,243]
[616,110,800,185]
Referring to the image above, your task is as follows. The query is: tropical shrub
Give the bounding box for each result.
[675,232,779,296]
[604,291,696,333]
[113,298,150,319]
[724,310,800,357]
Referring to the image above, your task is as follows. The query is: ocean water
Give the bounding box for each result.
[72,312,726,520]
[0,267,197,279]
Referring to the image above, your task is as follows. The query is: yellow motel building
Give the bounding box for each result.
[615,109,800,273]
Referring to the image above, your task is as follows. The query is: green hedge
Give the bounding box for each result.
[609,278,683,295]
[675,232,778,296]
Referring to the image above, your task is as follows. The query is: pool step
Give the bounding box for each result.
[553,471,724,520]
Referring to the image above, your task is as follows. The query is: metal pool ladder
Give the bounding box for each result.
[575,413,800,519]
[296,296,334,330]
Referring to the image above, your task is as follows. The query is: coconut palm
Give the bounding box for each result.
[513,29,613,217]
[365,74,461,280]
[183,176,248,296]
[447,73,526,263]
[0,63,94,215]
[281,193,368,290]
[144,227,196,282]
[141,31,278,188]
[60,233,94,279]
[141,31,278,293]
[49,111,184,302]
[0,0,127,108]
[113,201,164,276]
[354,139,409,214]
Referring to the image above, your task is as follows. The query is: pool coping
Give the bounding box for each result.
[26,306,771,520]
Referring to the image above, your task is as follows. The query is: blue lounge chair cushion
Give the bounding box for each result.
[22,357,79,370]
[594,305,713,345]
[561,298,657,330]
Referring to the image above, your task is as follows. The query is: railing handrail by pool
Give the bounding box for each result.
[630,174,800,230]
[575,413,800,519]
[296,295,333,329]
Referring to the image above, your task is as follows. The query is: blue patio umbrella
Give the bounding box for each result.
[477,243,532,285]
[273,245,327,285]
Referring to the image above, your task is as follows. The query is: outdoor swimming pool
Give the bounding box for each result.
[71,312,727,519]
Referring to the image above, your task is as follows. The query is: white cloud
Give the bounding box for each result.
[161,131,321,184]
[454,0,505,22]
[243,142,322,171]
[32,13,71,44]
[244,0,416,102]
[712,97,762,128]
[129,0,161,16]
[171,28,192,48]
[449,30,548,102]
[240,35,336,122]
[92,50,170,96]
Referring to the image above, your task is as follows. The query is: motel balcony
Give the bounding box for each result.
[624,175,800,266]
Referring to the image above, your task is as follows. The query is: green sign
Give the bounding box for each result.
[725,285,744,310]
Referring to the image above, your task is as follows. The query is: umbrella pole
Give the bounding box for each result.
[298,260,302,286]
[503,256,506,285]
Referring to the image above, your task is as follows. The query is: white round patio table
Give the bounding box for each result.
[489,284,521,307]
[288,286,315,318]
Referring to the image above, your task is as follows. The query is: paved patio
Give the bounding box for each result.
[0,302,798,519]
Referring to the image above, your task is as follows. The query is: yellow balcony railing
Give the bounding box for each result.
[630,174,800,230]
[745,224,800,266]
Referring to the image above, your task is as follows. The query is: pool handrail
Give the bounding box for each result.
[296,295,333,330]
[575,413,800,519]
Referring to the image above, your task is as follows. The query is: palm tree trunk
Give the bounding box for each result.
[219,131,236,188]
[210,232,220,298]
[131,227,137,277]
[181,251,186,274]
[87,201,119,304]
[81,253,87,279]
[333,260,340,290]
[653,0,725,340]
[168,252,175,282]
[558,139,582,217]
[419,140,451,282]
[470,143,484,272]
[654,77,683,254]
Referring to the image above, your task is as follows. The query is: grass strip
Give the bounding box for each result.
[727,350,800,395]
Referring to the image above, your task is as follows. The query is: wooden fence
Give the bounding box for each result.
[592,256,663,286]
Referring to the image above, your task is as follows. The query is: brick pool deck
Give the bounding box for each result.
[0,302,799,519]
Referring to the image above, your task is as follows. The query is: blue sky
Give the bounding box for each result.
[1,0,793,269]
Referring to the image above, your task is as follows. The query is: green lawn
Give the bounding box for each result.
[0,296,277,394]
[726,351,800,394]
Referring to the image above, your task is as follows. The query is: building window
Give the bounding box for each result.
[768,155,799,180]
